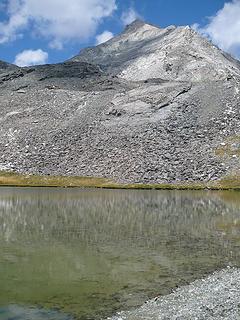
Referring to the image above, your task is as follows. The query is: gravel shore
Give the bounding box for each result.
[110,268,240,320]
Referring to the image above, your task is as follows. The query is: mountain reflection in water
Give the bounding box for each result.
[0,188,239,319]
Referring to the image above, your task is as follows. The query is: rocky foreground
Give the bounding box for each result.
[109,268,240,320]
[0,20,240,184]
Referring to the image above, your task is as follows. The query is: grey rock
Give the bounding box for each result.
[0,60,18,73]
[0,20,240,183]
[71,20,240,82]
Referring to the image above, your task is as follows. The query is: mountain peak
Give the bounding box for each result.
[124,19,150,31]
[123,19,161,34]
[126,19,146,27]
[70,20,240,82]
[1,20,240,187]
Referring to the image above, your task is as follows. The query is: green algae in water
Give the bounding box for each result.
[0,188,240,319]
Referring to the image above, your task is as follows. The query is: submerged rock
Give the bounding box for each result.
[0,305,73,320]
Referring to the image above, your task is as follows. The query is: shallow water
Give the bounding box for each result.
[0,305,73,320]
[0,188,240,319]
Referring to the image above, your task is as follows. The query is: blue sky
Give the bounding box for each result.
[0,0,239,66]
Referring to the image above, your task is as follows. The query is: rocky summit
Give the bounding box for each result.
[0,20,240,184]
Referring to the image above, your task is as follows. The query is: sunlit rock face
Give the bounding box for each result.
[72,20,240,82]
[0,20,240,183]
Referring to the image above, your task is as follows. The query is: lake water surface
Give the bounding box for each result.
[0,188,240,319]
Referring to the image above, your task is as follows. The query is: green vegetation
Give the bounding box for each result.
[0,170,239,190]
[0,170,111,188]
[215,174,240,190]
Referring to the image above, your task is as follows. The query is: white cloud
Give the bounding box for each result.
[49,39,64,50]
[191,23,200,32]
[121,7,141,26]
[95,30,113,45]
[195,0,240,57]
[14,49,48,66]
[0,0,117,48]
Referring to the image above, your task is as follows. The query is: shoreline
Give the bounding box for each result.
[109,268,240,320]
[0,171,239,190]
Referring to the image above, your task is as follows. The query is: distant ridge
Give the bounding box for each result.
[0,60,18,73]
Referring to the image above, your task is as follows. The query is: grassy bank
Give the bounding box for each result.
[0,171,239,190]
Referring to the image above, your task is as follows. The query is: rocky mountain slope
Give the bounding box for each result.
[0,20,239,184]
[0,60,17,73]
[71,20,240,82]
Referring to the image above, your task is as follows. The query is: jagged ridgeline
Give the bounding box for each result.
[0,20,240,184]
